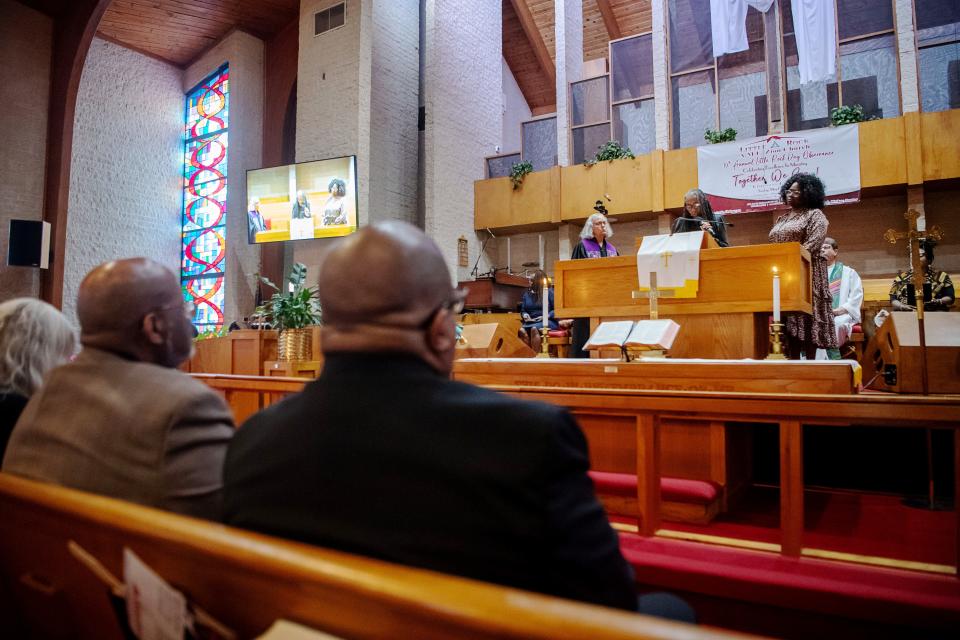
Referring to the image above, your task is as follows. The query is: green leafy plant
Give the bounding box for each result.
[195,327,229,341]
[830,104,877,126]
[509,160,534,190]
[255,262,322,331]
[585,140,635,166]
[704,128,737,144]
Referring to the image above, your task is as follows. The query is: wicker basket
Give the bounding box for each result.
[278,327,312,361]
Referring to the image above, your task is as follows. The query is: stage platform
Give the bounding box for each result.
[453,358,862,395]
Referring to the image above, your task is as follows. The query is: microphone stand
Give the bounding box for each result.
[470,229,496,279]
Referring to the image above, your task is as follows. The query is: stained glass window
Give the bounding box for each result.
[180,65,228,331]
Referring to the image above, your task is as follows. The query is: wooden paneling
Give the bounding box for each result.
[96,0,299,67]
[921,109,960,182]
[555,243,812,318]
[858,117,908,187]
[503,0,555,111]
[662,147,698,210]
[560,162,610,220]
[474,166,560,232]
[559,157,655,220]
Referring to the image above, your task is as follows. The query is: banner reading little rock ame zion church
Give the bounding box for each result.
[696,126,860,215]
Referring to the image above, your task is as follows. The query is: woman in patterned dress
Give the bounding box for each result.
[769,173,838,359]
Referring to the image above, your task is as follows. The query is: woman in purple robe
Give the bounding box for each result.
[571,212,618,259]
[570,212,617,356]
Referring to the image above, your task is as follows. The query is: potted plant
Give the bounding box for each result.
[585,140,635,166]
[509,160,533,190]
[830,104,876,126]
[256,262,322,361]
[704,128,737,144]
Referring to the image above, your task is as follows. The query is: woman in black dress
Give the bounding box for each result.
[673,189,728,247]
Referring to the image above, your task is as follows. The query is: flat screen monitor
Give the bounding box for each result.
[245,155,358,244]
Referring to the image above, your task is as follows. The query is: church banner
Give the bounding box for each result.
[696,126,860,215]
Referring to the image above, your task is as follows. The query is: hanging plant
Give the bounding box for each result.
[704,128,737,144]
[585,140,635,166]
[830,104,877,126]
[509,160,534,190]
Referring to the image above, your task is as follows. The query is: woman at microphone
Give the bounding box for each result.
[673,189,728,247]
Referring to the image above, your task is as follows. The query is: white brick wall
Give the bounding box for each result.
[894,0,919,113]
[423,0,502,282]
[368,0,419,225]
[652,0,670,150]
[184,31,264,326]
[62,38,182,321]
[502,57,530,154]
[555,0,583,167]
[0,0,51,301]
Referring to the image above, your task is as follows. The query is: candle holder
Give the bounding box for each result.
[536,330,551,358]
[766,321,787,360]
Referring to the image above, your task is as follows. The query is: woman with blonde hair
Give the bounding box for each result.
[0,298,77,459]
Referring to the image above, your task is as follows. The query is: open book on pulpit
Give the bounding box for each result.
[584,319,680,352]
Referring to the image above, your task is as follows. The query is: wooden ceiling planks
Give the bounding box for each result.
[504,1,652,109]
[95,0,299,67]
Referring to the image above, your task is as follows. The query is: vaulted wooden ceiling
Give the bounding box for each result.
[503,0,652,113]
[18,0,648,110]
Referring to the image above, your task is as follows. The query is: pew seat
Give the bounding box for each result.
[590,472,722,525]
[0,473,749,640]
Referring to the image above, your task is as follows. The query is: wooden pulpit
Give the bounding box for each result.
[555,242,812,359]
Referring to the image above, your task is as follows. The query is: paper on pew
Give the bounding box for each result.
[123,548,187,640]
[583,320,635,349]
[257,620,344,640]
[625,319,680,350]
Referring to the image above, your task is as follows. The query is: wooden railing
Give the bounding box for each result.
[0,473,755,640]
[193,372,960,577]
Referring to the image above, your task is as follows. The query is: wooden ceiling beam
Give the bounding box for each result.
[595,0,622,40]
[508,0,555,87]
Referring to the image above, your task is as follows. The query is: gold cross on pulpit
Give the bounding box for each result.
[661,251,673,268]
[632,271,675,320]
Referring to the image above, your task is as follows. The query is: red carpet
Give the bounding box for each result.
[658,485,956,566]
[613,486,960,635]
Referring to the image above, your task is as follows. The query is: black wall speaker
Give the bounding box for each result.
[7,219,50,269]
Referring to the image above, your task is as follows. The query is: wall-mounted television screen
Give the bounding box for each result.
[245,155,358,244]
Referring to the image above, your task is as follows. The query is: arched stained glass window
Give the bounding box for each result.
[181,64,229,331]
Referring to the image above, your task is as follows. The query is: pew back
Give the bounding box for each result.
[0,473,750,640]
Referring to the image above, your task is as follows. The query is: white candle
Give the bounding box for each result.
[542,276,549,331]
[772,267,781,322]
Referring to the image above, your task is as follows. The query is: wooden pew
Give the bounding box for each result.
[0,474,751,640]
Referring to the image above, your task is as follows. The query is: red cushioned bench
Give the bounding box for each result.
[589,471,723,525]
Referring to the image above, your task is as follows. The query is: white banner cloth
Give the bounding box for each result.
[637,231,703,297]
[697,125,860,214]
[711,0,775,58]
[792,0,837,84]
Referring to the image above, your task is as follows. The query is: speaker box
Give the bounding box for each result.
[455,323,535,359]
[863,311,960,394]
[7,220,50,269]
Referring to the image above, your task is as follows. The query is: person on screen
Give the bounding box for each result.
[291,190,312,219]
[247,198,266,243]
[322,178,348,226]
[673,189,728,247]
[768,173,836,360]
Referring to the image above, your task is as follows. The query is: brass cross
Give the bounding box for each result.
[883,209,944,320]
[632,271,676,320]
[661,251,673,268]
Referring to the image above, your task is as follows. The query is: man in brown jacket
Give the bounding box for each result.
[2,258,234,520]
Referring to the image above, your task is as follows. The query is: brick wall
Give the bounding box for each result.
[0,0,51,301]
[184,31,264,326]
[502,57,530,154]
[423,0,502,283]
[61,38,182,321]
